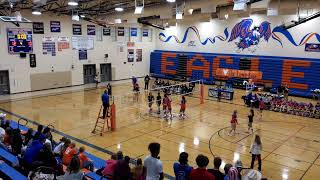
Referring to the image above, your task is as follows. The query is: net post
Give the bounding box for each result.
[200,80,204,104]
[111,96,116,131]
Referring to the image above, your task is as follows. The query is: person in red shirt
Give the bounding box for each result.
[228,110,239,136]
[259,98,265,121]
[62,143,78,166]
[179,96,187,119]
[189,154,214,180]
[79,146,94,171]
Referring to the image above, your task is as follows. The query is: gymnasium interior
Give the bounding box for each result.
[0,0,319,179]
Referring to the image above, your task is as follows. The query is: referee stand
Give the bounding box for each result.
[92,97,116,136]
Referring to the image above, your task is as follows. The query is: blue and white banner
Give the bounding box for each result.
[130,28,138,37]
[72,24,82,35]
[87,25,96,36]
[50,21,61,33]
[305,43,320,52]
[143,29,149,37]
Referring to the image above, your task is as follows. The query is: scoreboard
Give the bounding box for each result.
[7,28,33,54]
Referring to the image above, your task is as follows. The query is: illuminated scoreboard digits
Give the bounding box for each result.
[7,28,33,54]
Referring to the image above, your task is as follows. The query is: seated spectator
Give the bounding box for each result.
[53,137,68,156]
[3,127,12,146]
[113,156,131,180]
[63,156,84,180]
[0,125,4,137]
[234,160,243,180]
[98,154,117,178]
[60,139,71,157]
[34,125,44,138]
[189,154,214,180]
[173,152,193,180]
[62,142,78,166]
[144,142,163,180]
[43,127,53,149]
[242,169,262,180]
[34,142,56,169]
[23,128,34,146]
[0,113,6,126]
[11,128,23,155]
[23,135,46,168]
[208,157,225,180]
[0,133,9,151]
[79,146,94,171]
[132,158,146,180]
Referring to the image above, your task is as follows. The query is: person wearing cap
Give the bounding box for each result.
[23,134,46,166]
[208,157,225,180]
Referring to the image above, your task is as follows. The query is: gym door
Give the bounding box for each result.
[100,63,112,82]
[83,64,96,84]
[0,70,10,95]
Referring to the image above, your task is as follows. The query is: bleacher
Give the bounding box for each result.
[150,50,320,97]
[0,119,108,180]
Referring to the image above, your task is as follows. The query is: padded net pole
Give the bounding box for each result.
[200,80,204,104]
[111,96,116,131]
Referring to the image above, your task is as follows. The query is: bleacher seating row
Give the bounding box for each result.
[0,120,108,180]
[150,50,320,98]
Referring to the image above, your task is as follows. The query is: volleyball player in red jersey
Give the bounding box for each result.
[228,110,239,136]
[167,95,173,120]
[259,98,265,120]
[163,94,168,118]
[179,96,186,119]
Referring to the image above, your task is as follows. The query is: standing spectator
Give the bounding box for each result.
[224,167,238,180]
[189,154,214,180]
[144,142,163,180]
[62,142,78,166]
[208,157,225,180]
[250,135,262,171]
[107,83,112,96]
[94,73,100,89]
[117,151,124,160]
[79,146,94,171]
[101,90,110,119]
[113,156,131,180]
[132,158,146,180]
[173,152,193,180]
[63,156,84,180]
[144,75,150,90]
[223,164,232,178]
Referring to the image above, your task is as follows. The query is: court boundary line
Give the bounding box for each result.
[0,107,175,180]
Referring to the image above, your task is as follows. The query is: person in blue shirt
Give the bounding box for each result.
[101,90,110,119]
[23,135,46,166]
[173,152,193,180]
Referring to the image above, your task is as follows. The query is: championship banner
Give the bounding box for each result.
[42,37,56,56]
[50,21,61,33]
[87,25,96,36]
[57,37,70,51]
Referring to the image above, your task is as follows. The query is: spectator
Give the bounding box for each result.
[117,151,124,160]
[34,142,56,168]
[23,128,34,146]
[60,139,71,157]
[0,113,6,126]
[250,135,262,171]
[10,128,23,155]
[113,156,131,180]
[0,125,5,138]
[3,127,12,146]
[235,160,243,180]
[223,164,233,177]
[53,137,67,156]
[132,158,146,180]
[144,142,163,180]
[62,142,78,166]
[208,157,225,180]
[189,154,214,180]
[79,146,94,171]
[37,125,44,135]
[99,154,118,178]
[23,135,46,166]
[224,167,238,180]
[242,169,262,180]
[63,156,84,180]
[0,133,9,151]
[173,152,193,180]
[43,127,53,148]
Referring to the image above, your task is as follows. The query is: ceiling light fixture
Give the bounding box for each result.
[32,10,42,15]
[115,7,124,12]
[167,0,176,2]
[176,13,183,19]
[68,0,78,6]
[115,18,122,24]
[80,14,85,18]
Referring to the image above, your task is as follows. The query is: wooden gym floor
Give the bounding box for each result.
[0,81,319,180]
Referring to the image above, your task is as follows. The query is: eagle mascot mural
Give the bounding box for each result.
[229,19,272,52]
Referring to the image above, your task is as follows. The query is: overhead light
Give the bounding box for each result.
[167,0,176,2]
[115,7,124,12]
[32,10,42,15]
[134,6,144,14]
[115,18,122,24]
[187,9,193,15]
[68,0,78,6]
[176,13,183,19]
[225,14,229,19]
[80,14,85,18]
[233,0,247,11]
